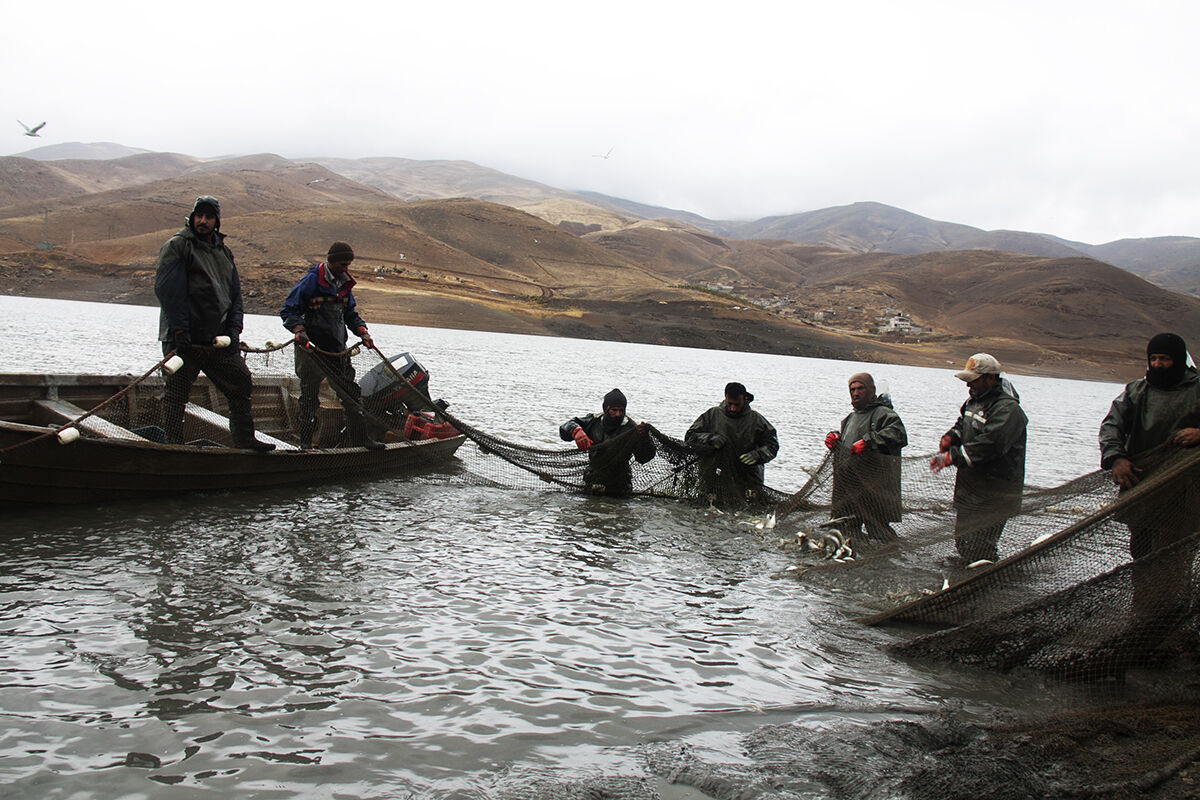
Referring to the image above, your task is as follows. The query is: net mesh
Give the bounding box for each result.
[8,344,1200,797]
[12,342,1199,688]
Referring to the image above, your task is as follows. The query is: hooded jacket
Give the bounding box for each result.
[154,201,243,343]
[831,396,907,522]
[685,400,779,502]
[945,383,1027,516]
[280,264,368,352]
[1100,366,1200,468]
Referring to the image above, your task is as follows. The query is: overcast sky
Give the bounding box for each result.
[5,1,1198,244]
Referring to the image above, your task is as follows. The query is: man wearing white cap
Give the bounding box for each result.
[930,353,1028,564]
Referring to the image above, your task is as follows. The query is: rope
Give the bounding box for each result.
[0,351,181,456]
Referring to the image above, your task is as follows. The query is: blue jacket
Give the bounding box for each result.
[280,264,368,351]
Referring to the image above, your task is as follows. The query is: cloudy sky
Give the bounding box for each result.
[5,1,1198,244]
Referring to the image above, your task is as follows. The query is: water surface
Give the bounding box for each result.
[0,297,1128,797]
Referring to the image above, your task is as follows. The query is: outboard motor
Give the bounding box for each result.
[359,353,457,440]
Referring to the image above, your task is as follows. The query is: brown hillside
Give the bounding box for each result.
[3,154,1196,381]
[0,165,395,249]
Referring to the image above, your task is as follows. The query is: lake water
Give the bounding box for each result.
[0,296,1130,798]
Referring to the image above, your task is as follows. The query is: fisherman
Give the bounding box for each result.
[930,354,1027,565]
[154,195,275,451]
[824,372,907,543]
[280,242,384,450]
[1099,332,1200,626]
[685,382,779,508]
[559,387,656,496]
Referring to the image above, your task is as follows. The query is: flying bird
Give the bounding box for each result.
[592,146,613,159]
[18,120,46,137]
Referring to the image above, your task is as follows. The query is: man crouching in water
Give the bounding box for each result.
[686,382,779,508]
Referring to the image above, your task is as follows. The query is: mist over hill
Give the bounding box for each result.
[3,144,1199,379]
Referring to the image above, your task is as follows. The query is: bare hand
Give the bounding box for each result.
[1172,427,1200,448]
[1111,457,1140,489]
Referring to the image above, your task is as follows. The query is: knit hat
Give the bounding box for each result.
[602,388,627,410]
[1147,332,1187,364]
[848,372,875,394]
[327,241,355,262]
[955,353,1002,382]
[1146,332,1188,388]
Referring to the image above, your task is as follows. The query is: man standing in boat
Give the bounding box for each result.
[824,372,908,544]
[685,382,779,508]
[154,195,275,451]
[559,387,656,496]
[929,353,1027,565]
[1099,332,1200,628]
[280,242,384,450]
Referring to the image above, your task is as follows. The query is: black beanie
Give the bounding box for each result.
[327,241,355,261]
[1147,332,1187,364]
[603,388,627,410]
[1146,332,1188,388]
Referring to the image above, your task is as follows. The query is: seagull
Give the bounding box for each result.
[592,146,613,159]
[18,120,46,137]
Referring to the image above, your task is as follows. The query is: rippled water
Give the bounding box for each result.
[0,296,1128,797]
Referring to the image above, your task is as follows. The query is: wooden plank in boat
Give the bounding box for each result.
[32,399,147,441]
[184,402,298,451]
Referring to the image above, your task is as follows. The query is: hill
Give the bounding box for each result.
[2,147,1199,380]
[10,144,1200,297]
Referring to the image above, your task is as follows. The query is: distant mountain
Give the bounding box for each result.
[13,142,153,161]
[3,146,1200,378]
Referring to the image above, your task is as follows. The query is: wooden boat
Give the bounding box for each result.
[0,372,466,505]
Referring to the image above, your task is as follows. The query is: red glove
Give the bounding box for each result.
[850,439,867,455]
[939,434,954,452]
[572,427,592,451]
[824,432,840,449]
[355,326,374,348]
[929,452,953,473]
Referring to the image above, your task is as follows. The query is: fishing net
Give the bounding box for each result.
[765,438,1200,685]
[267,344,1200,684]
[8,341,1198,688]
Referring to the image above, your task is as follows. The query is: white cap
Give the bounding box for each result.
[955,353,1002,381]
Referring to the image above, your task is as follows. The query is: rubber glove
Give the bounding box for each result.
[850,439,867,455]
[708,433,728,450]
[356,325,374,348]
[929,452,953,473]
[294,328,311,348]
[824,431,840,449]
[739,452,757,465]
[572,427,592,451]
[939,434,954,452]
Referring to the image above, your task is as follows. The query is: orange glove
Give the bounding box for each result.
[824,432,840,449]
[572,427,592,451]
[929,452,953,473]
[850,439,867,455]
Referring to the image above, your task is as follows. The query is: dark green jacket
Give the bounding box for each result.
[685,402,779,503]
[155,225,243,343]
[1099,367,1200,468]
[560,413,655,496]
[945,384,1027,516]
[831,397,907,522]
